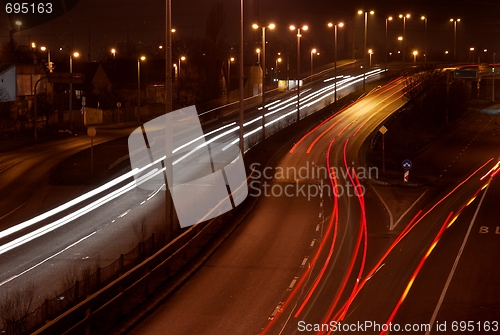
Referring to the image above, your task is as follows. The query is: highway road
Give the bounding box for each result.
[131,84,500,334]
[0,63,385,311]
[130,76,411,334]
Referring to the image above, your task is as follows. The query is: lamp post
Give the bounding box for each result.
[328,22,344,103]
[368,49,374,67]
[177,56,186,104]
[385,17,393,75]
[358,10,374,91]
[111,48,116,58]
[469,47,475,63]
[256,48,261,64]
[399,14,410,70]
[253,23,275,140]
[290,24,308,121]
[421,16,427,64]
[413,50,418,65]
[69,51,79,131]
[398,36,403,54]
[137,55,145,122]
[310,48,317,81]
[450,18,460,61]
[227,57,234,97]
[40,46,53,72]
[275,57,281,81]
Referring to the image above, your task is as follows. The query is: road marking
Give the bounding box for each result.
[370,185,394,230]
[425,183,490,335]
[301,257,308,267]
[288,277,299,290]
[269,302,283,320]
[316,224,320,232]
[310,240,316,247]
[392,190,428,230]
[0,231,97,287]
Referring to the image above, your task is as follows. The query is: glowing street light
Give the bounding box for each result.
[358,10,374,90]
[290,24,308,121]
[368,49,374,67]
[252,22,276,140]
[399,13,411,70]
[421,16,428,64]
[328,22,343,103]
[385,17,393,74]
[413,50,418,65]
[227,57,235,97]
[450,18,461,61]
[69,51,79,130]
[111,48,116,58]
[137,56,146,122]
[310,48,317,80]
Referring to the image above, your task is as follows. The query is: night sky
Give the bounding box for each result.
[0,0,498,62]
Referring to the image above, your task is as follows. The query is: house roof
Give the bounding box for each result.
[0,64,15,75]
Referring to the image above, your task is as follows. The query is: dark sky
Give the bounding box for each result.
[0,0,499,61]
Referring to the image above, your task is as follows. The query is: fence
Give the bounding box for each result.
[1,233,160,334]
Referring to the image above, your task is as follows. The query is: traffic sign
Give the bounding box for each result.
[402,159,412,170]
[379,125,388,134]
[404,169,409,182]
[454,69,477,79]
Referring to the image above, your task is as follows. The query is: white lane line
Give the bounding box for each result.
[269,302,283,320]
[393,190,428,229]
[0,231,97,287]
[288,277,299,290]
[301,257,308,267]
[310,240,316,247]
[371,185,394,230]
[425,183,490,335]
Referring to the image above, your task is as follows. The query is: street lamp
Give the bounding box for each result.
[253,22,276,140]
[178,56,186,104]
[227,57,234,97]
[413,50,418,65]
[399,14,410,70]
[398,36,403,56]
[328,22,344,103]
[385,17,393,74]
[368,49,374,67]
[421,16,427,64]
[469,47,475,63]
[15,20,21,33]
[137,55,145,122]
[40,46,53,72]
[310,48,317,81]
[450,18,460,61]
[290,24,308,121]
[358,10,375,90]
[111,48,116,58]
[256,48,261,64]
[69,51,79,131]
[275,57,281,80]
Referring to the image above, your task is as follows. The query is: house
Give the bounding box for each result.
[0,64,16,101]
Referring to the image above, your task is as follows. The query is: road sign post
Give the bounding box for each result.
[379,126,388,174]
[402,159,412,182]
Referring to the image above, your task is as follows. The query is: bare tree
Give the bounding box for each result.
[0,282,37,334]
